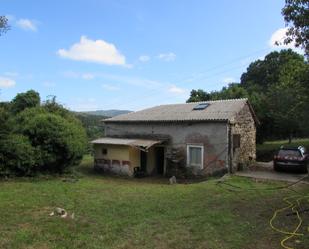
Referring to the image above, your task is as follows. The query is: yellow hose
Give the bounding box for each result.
[269,195,309,249]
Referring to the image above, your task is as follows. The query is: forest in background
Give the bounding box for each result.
[187,49,309,143]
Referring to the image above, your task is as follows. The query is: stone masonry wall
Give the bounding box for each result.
[231,103,256,171]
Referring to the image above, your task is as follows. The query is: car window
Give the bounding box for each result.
[278,150,301,157]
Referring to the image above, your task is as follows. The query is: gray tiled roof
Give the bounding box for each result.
[91,137,163,149]
[105,98,251,123]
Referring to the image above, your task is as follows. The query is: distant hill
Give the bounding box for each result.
[83,109,132,117]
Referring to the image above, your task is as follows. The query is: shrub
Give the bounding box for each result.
[0,134,38,176]
[16,109,87,173]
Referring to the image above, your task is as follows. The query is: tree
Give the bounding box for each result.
[15,108,87,172]
[241,50,305,91]
[0,16,10,36]
[11,90,41,113]
[0,91,88,176]
[209,83,248,100]
[281,0,309,57]
[186,89,211,102]
[0,106,11,139]
[241,49,309,142]
[187,50,309,142]
[0,134,38,176]
[267,83,306,143]
[187,84,248,103]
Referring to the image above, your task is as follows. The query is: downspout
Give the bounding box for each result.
[228,123,232,173]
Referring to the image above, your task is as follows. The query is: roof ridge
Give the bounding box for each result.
[105,98,251,122]
[153,98,248,107]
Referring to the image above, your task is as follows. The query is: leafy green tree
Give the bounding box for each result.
[187,50,309,142]
[11,90,40,113]
[241,50,305,91]
[267,83,306,142]
[209,83,248,100]
[241,49,309,142]
[15,108,87,172]
[187,84,248,103]
[0,134,38,176]
[0,16,9,36]
[75,113,105,139]
[186,89,211,102]
[1,91,88,176]
[0,106,11,139]
[282,0,309,57]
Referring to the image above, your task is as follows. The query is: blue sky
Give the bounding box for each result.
[0,0,300,111]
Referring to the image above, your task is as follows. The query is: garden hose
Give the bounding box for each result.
[216,174,309,249]
[269,195,309,249]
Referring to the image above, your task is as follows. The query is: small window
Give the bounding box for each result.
[102,148,108,155]
[193,103,209,110]
[187,145,204,168]
[233,134,240,149]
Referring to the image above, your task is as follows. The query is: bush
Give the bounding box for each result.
[16,109,87,173]
[0,134,38,176]
[0,91,88,176]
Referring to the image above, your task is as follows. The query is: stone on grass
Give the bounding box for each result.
[49,207,71,219]
[169,176,177,184]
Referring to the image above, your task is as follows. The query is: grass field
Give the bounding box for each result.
[257,138,309,161]
[0,155,308,249]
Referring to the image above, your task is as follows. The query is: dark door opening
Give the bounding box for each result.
[155,147,165,175]
[140,150,147,172]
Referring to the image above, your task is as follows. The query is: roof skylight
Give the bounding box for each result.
[193,103,210,110]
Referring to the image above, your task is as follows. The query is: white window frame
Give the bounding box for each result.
[186,144,204,169]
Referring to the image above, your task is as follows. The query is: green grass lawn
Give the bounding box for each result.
[257,138,309,161]
[257,138,309,152]
[0,155,308,249]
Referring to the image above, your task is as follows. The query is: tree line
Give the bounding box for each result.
[187,49,309,143]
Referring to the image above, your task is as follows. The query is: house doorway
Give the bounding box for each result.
[140,150,147,172]
[155,147,165,175]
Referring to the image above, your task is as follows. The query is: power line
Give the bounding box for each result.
[102,47,271,110]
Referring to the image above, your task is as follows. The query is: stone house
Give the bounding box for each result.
[92,98,258,177]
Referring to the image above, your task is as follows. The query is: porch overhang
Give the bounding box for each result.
[91,137,164,151]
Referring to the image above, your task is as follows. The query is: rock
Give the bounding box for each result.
[60,212,68,218]
[169,176,177,184]
[55,207,66,215]
[49,207,74,219]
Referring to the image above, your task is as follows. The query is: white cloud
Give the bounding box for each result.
[139,55,150,62]
[168,85,187,94]
[269,27,297,49]
[0,76,16,88]
[57,36,126,66]
[16,19,37,31]
[223,77,236,84]
[157,52,176,62]
[102,84,120,91]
